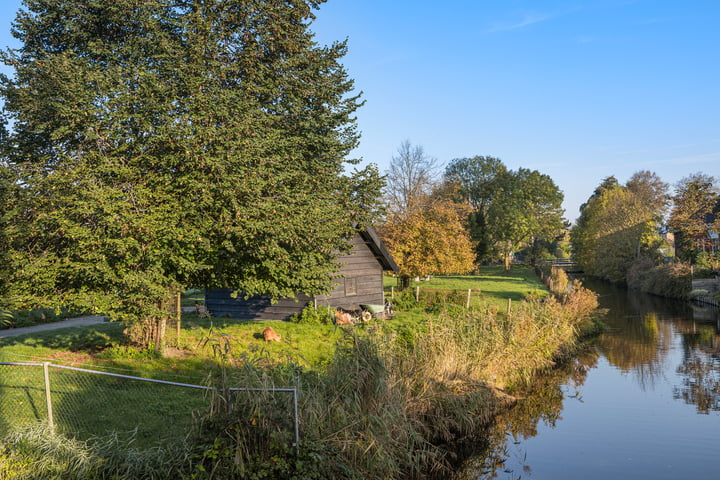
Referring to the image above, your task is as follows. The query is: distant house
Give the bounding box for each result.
[205,227,399,321]
[693,200,720,255]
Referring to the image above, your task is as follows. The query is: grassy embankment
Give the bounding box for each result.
[0,266,599,479]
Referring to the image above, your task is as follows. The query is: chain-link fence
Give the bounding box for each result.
[0,362,298,449]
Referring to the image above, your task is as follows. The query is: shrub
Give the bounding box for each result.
[641,262,692,299]
[695,252,719,278]
[290,303,334,325]
[391,288,420,311]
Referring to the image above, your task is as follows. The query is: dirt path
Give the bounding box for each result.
[0,315,108,338]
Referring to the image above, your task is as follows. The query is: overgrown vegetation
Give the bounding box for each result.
[627,260,693,299]
[0,271,600,479]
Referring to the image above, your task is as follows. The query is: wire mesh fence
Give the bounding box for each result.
[0,362,298,449]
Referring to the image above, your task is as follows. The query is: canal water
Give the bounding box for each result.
[456,278,720,480]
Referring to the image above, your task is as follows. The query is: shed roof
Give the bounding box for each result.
[357,226,400,274]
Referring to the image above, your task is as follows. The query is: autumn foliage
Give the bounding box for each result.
[380,197,475,277]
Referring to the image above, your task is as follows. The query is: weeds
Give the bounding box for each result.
[1,273,601,479]
[0,423,195,480]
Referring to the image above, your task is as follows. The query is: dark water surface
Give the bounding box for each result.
[457,278,720,480]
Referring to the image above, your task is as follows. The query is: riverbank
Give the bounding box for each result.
[0,268,601,479]
[457,276,720,480]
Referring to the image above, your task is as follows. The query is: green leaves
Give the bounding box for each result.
[571,173,669,283]
[0,0,380,346]
[444,157,564,269]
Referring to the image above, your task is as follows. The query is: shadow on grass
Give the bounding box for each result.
[0,322,213,448]
[0,322,125,352]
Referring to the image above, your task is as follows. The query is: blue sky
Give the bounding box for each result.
[2,1,718,222]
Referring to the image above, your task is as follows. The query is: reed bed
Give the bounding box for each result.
[2,282,599,479]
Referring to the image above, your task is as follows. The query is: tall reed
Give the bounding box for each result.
[2,284,600,480]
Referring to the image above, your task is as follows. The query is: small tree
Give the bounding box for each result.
[380,187,475,278]
[384,140,439,219]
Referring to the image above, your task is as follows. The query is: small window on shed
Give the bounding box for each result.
[345,277,357,296]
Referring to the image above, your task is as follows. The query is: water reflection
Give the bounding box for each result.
[455,278,720,480]
[675,352,720,413]
[454,349,599,479]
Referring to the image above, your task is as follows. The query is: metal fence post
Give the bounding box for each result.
[292,388,300,453]
[43,362,54,433]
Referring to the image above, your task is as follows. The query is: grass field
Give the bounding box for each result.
[0,266,604,479]
[385,265,547,310]
[0,266,548,449]
[1,266,546,374]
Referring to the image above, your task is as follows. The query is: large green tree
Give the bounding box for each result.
[0,0,381,351]
[669,173,719,261]
[571,173,667,283]
[487,168,564,271]
[444,156,564,270]
[444,156,507,263]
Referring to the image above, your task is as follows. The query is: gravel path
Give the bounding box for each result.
[0,315,108,338]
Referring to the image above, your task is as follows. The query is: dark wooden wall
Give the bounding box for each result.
[205,233,386,320]
[316,233,384,310]
[204,289,312,321]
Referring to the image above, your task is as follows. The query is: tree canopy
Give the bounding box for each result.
[570,173,668,283]
[669,173,720,262]
[444,156,507,262]
[0,0,381,350]
[380,184,475,278]
[488,167,564,271]
[444,156,564,270]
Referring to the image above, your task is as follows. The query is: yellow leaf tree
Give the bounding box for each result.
[380,196,475,277]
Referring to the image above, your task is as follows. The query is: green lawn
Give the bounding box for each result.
[1,266,548,376]
[0,267,549,448]
[385,265,547,310]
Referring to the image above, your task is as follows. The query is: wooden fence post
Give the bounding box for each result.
[507,298,512,315]
[466,289,472,309]
[43,362,54,433]
[176,291,181,346]
[391,286,395,300]
[415,286,420,302]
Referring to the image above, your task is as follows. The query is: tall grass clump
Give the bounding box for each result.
[396,281,598,394]
[0,423,195,479]
[190,281,600,479]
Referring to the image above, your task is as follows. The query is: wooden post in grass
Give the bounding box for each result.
[391,286,394,300]
[176,291,182,347]
[466,289,472,309]
[507,298,512,315]
[415,286,420,302]
[43,362,54,433]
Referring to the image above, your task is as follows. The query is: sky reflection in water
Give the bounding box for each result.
[458,279,720,480]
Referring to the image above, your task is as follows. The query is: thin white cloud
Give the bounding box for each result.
[487,12,556,32]
[657,151,720,167]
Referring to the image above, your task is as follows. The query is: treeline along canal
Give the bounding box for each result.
[456,277,720,480]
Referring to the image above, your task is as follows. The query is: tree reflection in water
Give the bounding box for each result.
[675,352,720,413]
[674,311,720,414]
[453,348,599,479]
[453,276,720,480]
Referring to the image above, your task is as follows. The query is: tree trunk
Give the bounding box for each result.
[155,317,166,355]
[503,241,513,272]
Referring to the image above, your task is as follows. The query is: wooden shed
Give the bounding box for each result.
[205,227,399,321]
